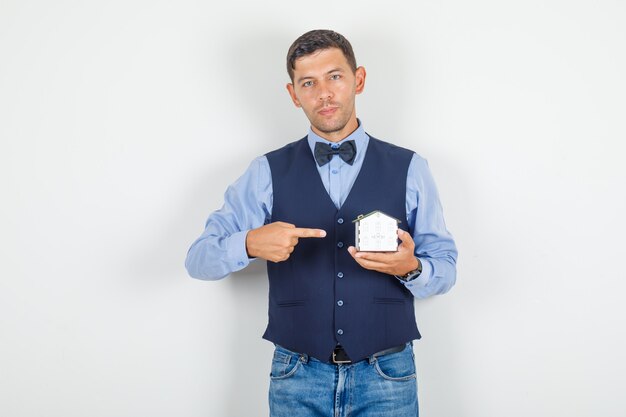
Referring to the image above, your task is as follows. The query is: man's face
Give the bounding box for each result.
[287,48,366,142]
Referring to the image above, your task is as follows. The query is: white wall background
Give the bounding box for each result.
[1,1,625,416]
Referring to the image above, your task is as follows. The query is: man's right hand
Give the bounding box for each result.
[246,221,327,263]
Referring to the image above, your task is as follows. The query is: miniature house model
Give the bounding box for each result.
[353,210,401,252]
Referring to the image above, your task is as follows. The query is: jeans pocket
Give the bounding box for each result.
[373,345,416,381]
[270,347,303,380]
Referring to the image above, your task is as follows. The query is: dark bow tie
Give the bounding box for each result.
[314,140,357,167]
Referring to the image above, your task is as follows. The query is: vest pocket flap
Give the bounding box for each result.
[373,297,406,305]
[276,300,306,307]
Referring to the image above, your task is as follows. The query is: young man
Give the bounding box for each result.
[186,29,457,417]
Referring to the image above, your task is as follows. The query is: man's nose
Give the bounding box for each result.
[317,83,333,101]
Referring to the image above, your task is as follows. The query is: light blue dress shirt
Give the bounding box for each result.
[185,122,457,299]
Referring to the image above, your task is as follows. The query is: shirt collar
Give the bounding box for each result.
[307,119,369,158]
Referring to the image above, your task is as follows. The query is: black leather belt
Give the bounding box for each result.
[331,344,405,364]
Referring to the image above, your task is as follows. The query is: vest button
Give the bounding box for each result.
[337,242,344,248]
[337,218,344,224]
[337,300,344,306]
[337,329,344,335]
[337,272,344,278]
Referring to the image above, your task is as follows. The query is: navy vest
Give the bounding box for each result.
[263,135,421,362]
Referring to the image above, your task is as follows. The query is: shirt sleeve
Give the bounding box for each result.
[185,156,272,280]
[399,154,458,298]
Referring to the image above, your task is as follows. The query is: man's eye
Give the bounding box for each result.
[303,81,313,87]
[330,74,341,80]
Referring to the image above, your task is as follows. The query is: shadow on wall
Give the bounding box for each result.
[125,30,303,285]
[224,260,272,415]
[347,32,416,143]
[216,30,307,149]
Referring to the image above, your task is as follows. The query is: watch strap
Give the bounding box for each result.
[396,258,422,282]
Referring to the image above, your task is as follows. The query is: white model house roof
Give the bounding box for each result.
[352,210,401,224]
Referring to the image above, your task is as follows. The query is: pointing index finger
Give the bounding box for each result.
[291,228,327,238]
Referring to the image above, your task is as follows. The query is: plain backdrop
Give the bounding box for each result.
[1,1,625,416]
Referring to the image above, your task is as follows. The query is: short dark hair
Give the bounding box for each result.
[286,29,357,81]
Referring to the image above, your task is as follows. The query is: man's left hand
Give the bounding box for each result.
[347,229,420,276]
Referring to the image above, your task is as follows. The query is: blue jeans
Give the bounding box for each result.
[269,343,418,417]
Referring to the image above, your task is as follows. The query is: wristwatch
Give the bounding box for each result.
[396,258,422,282]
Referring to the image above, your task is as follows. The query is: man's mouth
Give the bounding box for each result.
[318,106,338,116]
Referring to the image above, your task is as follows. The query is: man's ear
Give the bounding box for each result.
[286,83,301,108]
[355,66,366,95]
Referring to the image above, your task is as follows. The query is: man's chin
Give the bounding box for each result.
[313,120,348,135]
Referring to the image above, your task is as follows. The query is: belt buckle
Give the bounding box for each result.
[332,349,352,364]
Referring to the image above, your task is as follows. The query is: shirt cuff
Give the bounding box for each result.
[226,230,252,272]
[398,257,432,290]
